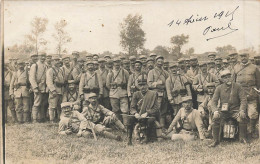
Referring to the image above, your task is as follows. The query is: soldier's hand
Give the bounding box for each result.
[76,130,83,137]
[10,94,14,100]
[239,110,246,119]
[65,129,72,135]
[213,111,220,120]
[141,112,148,118]
[135,113,141,119]
[80,94,84,101]
[129,96,132,102]
[52,90,57,97]
[169,99,174,105]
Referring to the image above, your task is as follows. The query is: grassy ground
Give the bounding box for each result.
[4,123,260,164]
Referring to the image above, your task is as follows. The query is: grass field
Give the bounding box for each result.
[4,123,260,164]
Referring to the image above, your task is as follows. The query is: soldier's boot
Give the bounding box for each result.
[23,112,30,123]
[10,110,18,123]
[115,120,127,132]
[249,119,258,139]
[208,125,220,147]
[239,123,249,144]
[16,112,24,124]
[103,131,122,141]
[32,106,39,123]
[159,117,166,132]
[126,126,133,145]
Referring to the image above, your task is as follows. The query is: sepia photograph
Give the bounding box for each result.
[1,0,260,163]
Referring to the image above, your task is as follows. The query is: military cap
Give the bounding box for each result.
[104,55,111,59]
[206,82,215,88]
[215,56,222,61]
[164,60,169,64]
[93,54,99,58]
[254,55,260,59]
[146,57,154,63]
[190,56,197,60]
[220,69,231,77]
[169,62,178,68]
[113,58,121,62]
[207,61,215,64]
[178,58,185,63]
[52,55,60,60]
[46,54,52,58]
[223,59,228,63]
[137,73,148,84]
[208,53,216,57]
[129,56,136,61]
[72,51,79,55]
[30,53,38,57]
[149,53,157,58]
[39,52,46,56]
[77,57,86,62]
[182,96,192,102]
[86,60,94,65]
[98,58,106,63]
[62,55,70,60]
[86,53,93,57]
[139,55,147,60]
[228,53,238,57]
[68,80,75,84]
[61,102,71,109]
[120,56,126,60]
[17,60,25,65]
[239,53,249,57]
[123,60,130,64]
[185,58,190,62]
[107,59,113,63]
[199,61,207,66]
[155,55,164,61]
[134,60,143,65]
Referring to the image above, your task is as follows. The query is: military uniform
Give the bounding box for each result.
[46,65,65,122]
[166,73,192,116]
[106,67,129,117]
[127,71,142,99]
[29,60,48,122]
[62,80,81,112]
[9,68,30,123]
[96,67,111,109]
[4,68,16,122]
[234,62,260,135]
[71,64,84,88]
[147,66,169,128]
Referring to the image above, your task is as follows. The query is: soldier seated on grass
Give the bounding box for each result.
[58,102,94,138]
[81,93,126,141]
[166,96,207,141]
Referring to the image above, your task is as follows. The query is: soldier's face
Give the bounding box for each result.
[141,58,147,63]
[99,62,106,68]
[86,57,92,61]
[240,54,249,64]
[18,64,25,70]
[190,59,198,66]
[87,64,94,71]
[68,84,76,91]
[114,62,120,69]
[46,57,52,64]
[123,63,130,70]
[94,64,99,70]
[200,65,207,73]
[230,55,238,63]
[72,54,79,60]
[215,60,222,66]
[63,107,72,117]
[89,97,98,106]
[209,56,215,61]
[208,63,215,68]
[170,66,177,74]
[107,62,113,69]
[223,63,229,68]
[255,58,260,65]
[139,83,148,94]
[31,56,38,63]
[147,61,154,70]
[222,74,232,85]
[182,100,193,110]
[53,59,60,66]
[93,56,99,61]
[78,61,84,67]
[63,58,70,65]
[156,59,163,67]
[134,63,142,71]
[207,87,215,95]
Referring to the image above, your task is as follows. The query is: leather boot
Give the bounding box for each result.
[208,125,220,147]
[11,110,18,123]
[16,112,24,124]
[23,112,30,123]
[249,119,258,138]
[126,126,133,145]
[103,131,122,141]
[115,120,127,132]
[239,123,249,144]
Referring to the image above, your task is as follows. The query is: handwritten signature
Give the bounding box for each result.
[168,6,239,41]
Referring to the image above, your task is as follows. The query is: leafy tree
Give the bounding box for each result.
[26,17,48,54]
[153,46,169,59]
[215,45,237,56]
[52,19,72,56]
[170,34,189,58]
[120,14,146,56]
[185,47,195,56]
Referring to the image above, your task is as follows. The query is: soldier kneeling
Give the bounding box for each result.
[166,96,206,141]
[58,102,94,137]
[82,93,126,141]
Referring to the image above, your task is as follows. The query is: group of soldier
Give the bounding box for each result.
[3,51,260,147]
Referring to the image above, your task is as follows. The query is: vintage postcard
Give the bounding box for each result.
[1,0,260,164]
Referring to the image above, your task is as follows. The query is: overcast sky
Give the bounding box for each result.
[4,1,260,55]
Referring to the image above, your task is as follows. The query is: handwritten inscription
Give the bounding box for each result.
[168,6,239,41]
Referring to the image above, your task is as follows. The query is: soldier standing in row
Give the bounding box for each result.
[96,58,111,110]
[10,60,30,123]
[46,56,65,123]
[166,62,191,118]
[146,57,154,74]
[71,57,85,89]
[147,56,169,131]
[234,53,260,138]
[4,62,17,123]
[79,60,103,106]
[61,55,73,86]
[127,60,143,101]
[106,58,129,121]
[62,80,81,111]
[129,56,136,73]
[29,53,48,123]
[46,55,53,68]
[123,59,131,74]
